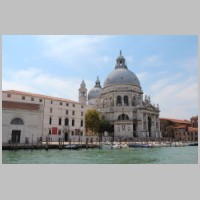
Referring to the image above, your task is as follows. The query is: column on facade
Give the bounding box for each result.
[158,117,161,137]
[151,115,156,137]
[146,113,148,137]
[141,112,144,137]
[137,110,142,137]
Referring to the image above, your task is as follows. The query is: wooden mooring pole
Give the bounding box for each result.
[45,137,48,151]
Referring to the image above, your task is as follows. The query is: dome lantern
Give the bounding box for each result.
[115,50,127,69]
[95,76,101,88]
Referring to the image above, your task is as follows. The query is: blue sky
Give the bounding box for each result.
[2,35,198,120]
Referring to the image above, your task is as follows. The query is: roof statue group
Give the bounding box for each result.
[79,51,161,138]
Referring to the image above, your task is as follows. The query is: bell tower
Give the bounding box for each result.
[79,80,87,105]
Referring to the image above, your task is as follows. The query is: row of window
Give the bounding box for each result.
[49,117,83,127]
[7,94,43,102]
[50,108,84,116]
[50,100,84,108]
[177,137,198,141]
[6,93,84,108]
[116,95,138,106]
[176,132,198,136]
[117,126,131,132]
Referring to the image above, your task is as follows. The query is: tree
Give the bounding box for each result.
[99,116,114,139]
[85,109,101,135]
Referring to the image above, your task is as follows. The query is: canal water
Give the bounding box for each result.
[2,146,198,164]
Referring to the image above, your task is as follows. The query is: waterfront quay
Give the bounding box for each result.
[2,137,198,150]
[2,141,100,150]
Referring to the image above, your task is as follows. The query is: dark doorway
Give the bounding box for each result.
[133,124,137,137]
[148,116,151,137]
[11,130,21,143]
[64,132,68,141]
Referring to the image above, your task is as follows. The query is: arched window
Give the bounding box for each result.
[49,117,52,125]
[124,96,129,106]
[116,96,122,106]
[10,118,24,125]
[65,118,69,126]
[72,119,75,126]
[118,114,129,120]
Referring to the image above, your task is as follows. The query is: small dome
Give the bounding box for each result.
[88,76,102,100]
[88,87,102,100]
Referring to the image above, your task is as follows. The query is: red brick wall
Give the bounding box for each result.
[2,101,40,111]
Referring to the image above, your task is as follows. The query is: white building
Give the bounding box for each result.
[85,51,161,138]
[2,90,87,144]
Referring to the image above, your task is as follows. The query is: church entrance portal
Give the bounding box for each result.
[64,132,69,141]
[11,130,21,143]
[133,124,137,137]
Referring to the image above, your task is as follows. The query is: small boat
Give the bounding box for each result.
[112,142,129,149]
[112,143,121,149]
[121,143,129,148]
[102,141,112,149]
[128,143,151,148]
[189,143,198,146]
[66,144,80,150]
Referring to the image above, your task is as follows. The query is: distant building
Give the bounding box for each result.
[191,115,198,128]
[186,115,198,141]
[160,118,191,138]
[160,117,198,141]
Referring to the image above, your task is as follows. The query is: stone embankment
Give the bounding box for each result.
[2,140,198,150]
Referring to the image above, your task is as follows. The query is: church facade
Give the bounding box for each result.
[79,51,161,138]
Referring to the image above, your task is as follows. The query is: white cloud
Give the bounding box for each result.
[174,56,198,72]
[37,35,112,61]
[15,68,41,79]
[150,73,183,91]
[149,75,198,119]
[135,72,148,81]
[2,68,94,102]
[142,55,162,67]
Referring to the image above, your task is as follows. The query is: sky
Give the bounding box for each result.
[2,35,198,120]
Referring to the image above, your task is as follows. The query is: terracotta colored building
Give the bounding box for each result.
[160,116,198,141]
[191,115,198,128]
[160,118,191,138]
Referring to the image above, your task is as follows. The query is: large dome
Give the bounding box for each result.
[103,68,140,88]
[103,51,141,88]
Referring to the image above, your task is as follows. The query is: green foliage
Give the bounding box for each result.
[99,118,113,133]
[85,109,101,134]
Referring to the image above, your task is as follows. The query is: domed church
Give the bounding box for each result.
[79,51,161,138]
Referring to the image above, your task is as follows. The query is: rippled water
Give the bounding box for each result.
[2,146,198,164]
